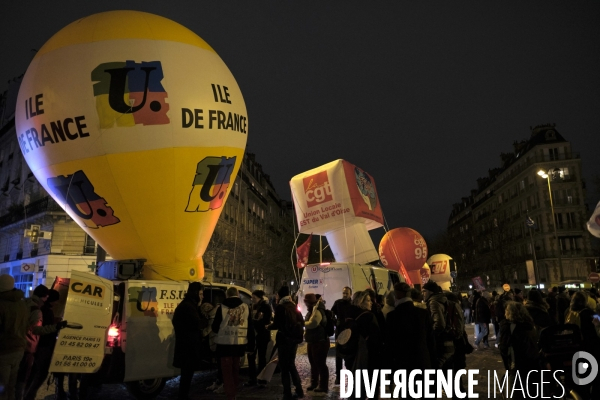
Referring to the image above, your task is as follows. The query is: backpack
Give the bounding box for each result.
[321,309,335,337]
[564,310,581,327]
[336,311,369,356]
[443,300,463,340]
[284,305,305,345]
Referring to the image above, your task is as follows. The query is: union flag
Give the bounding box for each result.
[296,234,313,268]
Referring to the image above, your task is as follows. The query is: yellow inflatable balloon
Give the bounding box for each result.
[15,11,247,281]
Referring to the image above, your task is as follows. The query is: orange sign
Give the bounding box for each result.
[303,171,333,208]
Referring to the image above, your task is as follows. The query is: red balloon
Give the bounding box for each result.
[378,227,428,272]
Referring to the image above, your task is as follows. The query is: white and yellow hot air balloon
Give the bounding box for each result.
[16,11,247,280]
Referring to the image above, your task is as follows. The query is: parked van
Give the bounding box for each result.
[55,275,252,399]
[296,262,403,315]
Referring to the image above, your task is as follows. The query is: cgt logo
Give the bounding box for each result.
[91,61,169,128]
[186,156,236,212]
[572,351,599,386]
[47,170,120,229]
[303,171,332,208]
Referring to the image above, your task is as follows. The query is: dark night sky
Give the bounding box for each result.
[2,1,599,242]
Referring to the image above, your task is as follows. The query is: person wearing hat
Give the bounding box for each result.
[172,281,208,400]
[0,274,30,400]
[384,282,435,388]
[303,293,329,393]
[267,285,304,400]
[422,280,455,368]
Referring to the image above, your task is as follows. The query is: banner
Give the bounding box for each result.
[49,271,113,373]
[588,200,600,238]
[525,260,536,285]
[472,276,486,291]
[296,234,313,268]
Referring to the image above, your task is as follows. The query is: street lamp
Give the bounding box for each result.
[537,168,564,282]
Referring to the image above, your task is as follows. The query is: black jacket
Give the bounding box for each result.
[212,297,255,357]
[172,295,209,369]
[252,299,272,341]
[267,296,303,346]
[384,301,435,371]
[331,298,352,338]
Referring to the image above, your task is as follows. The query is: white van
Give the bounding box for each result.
[55,276,252,399]
[296,262,403,315]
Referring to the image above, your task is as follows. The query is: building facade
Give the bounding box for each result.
[0,79,294,296]
[447,124,595,290]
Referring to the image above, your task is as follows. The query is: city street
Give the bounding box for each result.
[37,324,506,400]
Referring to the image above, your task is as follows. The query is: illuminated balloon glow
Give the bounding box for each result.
[427,254,453,291]
[588,200,600,238]
[290,160,383,264]
[378,228,428,282]
[16,11,247,281]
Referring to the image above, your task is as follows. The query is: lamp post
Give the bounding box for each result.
[537,168,564,282]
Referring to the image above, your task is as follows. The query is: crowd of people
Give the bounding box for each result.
[5,272,600,400]
[0,274,70,400]
[179,280,600,400]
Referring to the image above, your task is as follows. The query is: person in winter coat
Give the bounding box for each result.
[524,289,553,333]
[332,286,353,385]
[23,290,68,400]
[303,294,329,393]
[347,291,381,400]
[212,287,254,400]
[384,283,435,373]
[423,280,455,368]
[266,285,304,400]
[498,302,539,399]
[461,295,472,324]
[172,282,209,400]
[474,291,491,349]
[410,289,427,310]
[566,292,600,399]
[0,275,30,400]
[245,289,272,387]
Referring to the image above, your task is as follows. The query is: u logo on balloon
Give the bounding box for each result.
[47,170,120,229]
[91,61,170,128]
[186,156,237,212]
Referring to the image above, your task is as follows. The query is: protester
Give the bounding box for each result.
[212,287,254,400]
[474,290,491,349]
[172,282,208,400]
[332,286,352,385]
[17,284,49,399]
[513,288,524,303]
[384,282,435,373]
[364,288,385,329]
[423,280,455,368]
[347,291,381,400]
[490,291,499,340]
[0,274,30,400]
[410,288,427,309]
[524,289,553,333]
[266,285,304,400]
[23,289,66,400]
[303,294,329,393]
[461,294,471,323]
[498,302,539,399]
[245,289,272,387]
[445,292,469,394]
[382,291,395,318]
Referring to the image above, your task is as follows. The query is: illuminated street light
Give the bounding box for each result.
[537,168,564,281]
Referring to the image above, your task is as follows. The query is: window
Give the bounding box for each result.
[566,212,576,229]
[555,213,564,229]
[548,148,559,161]
[14,274,34,296]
